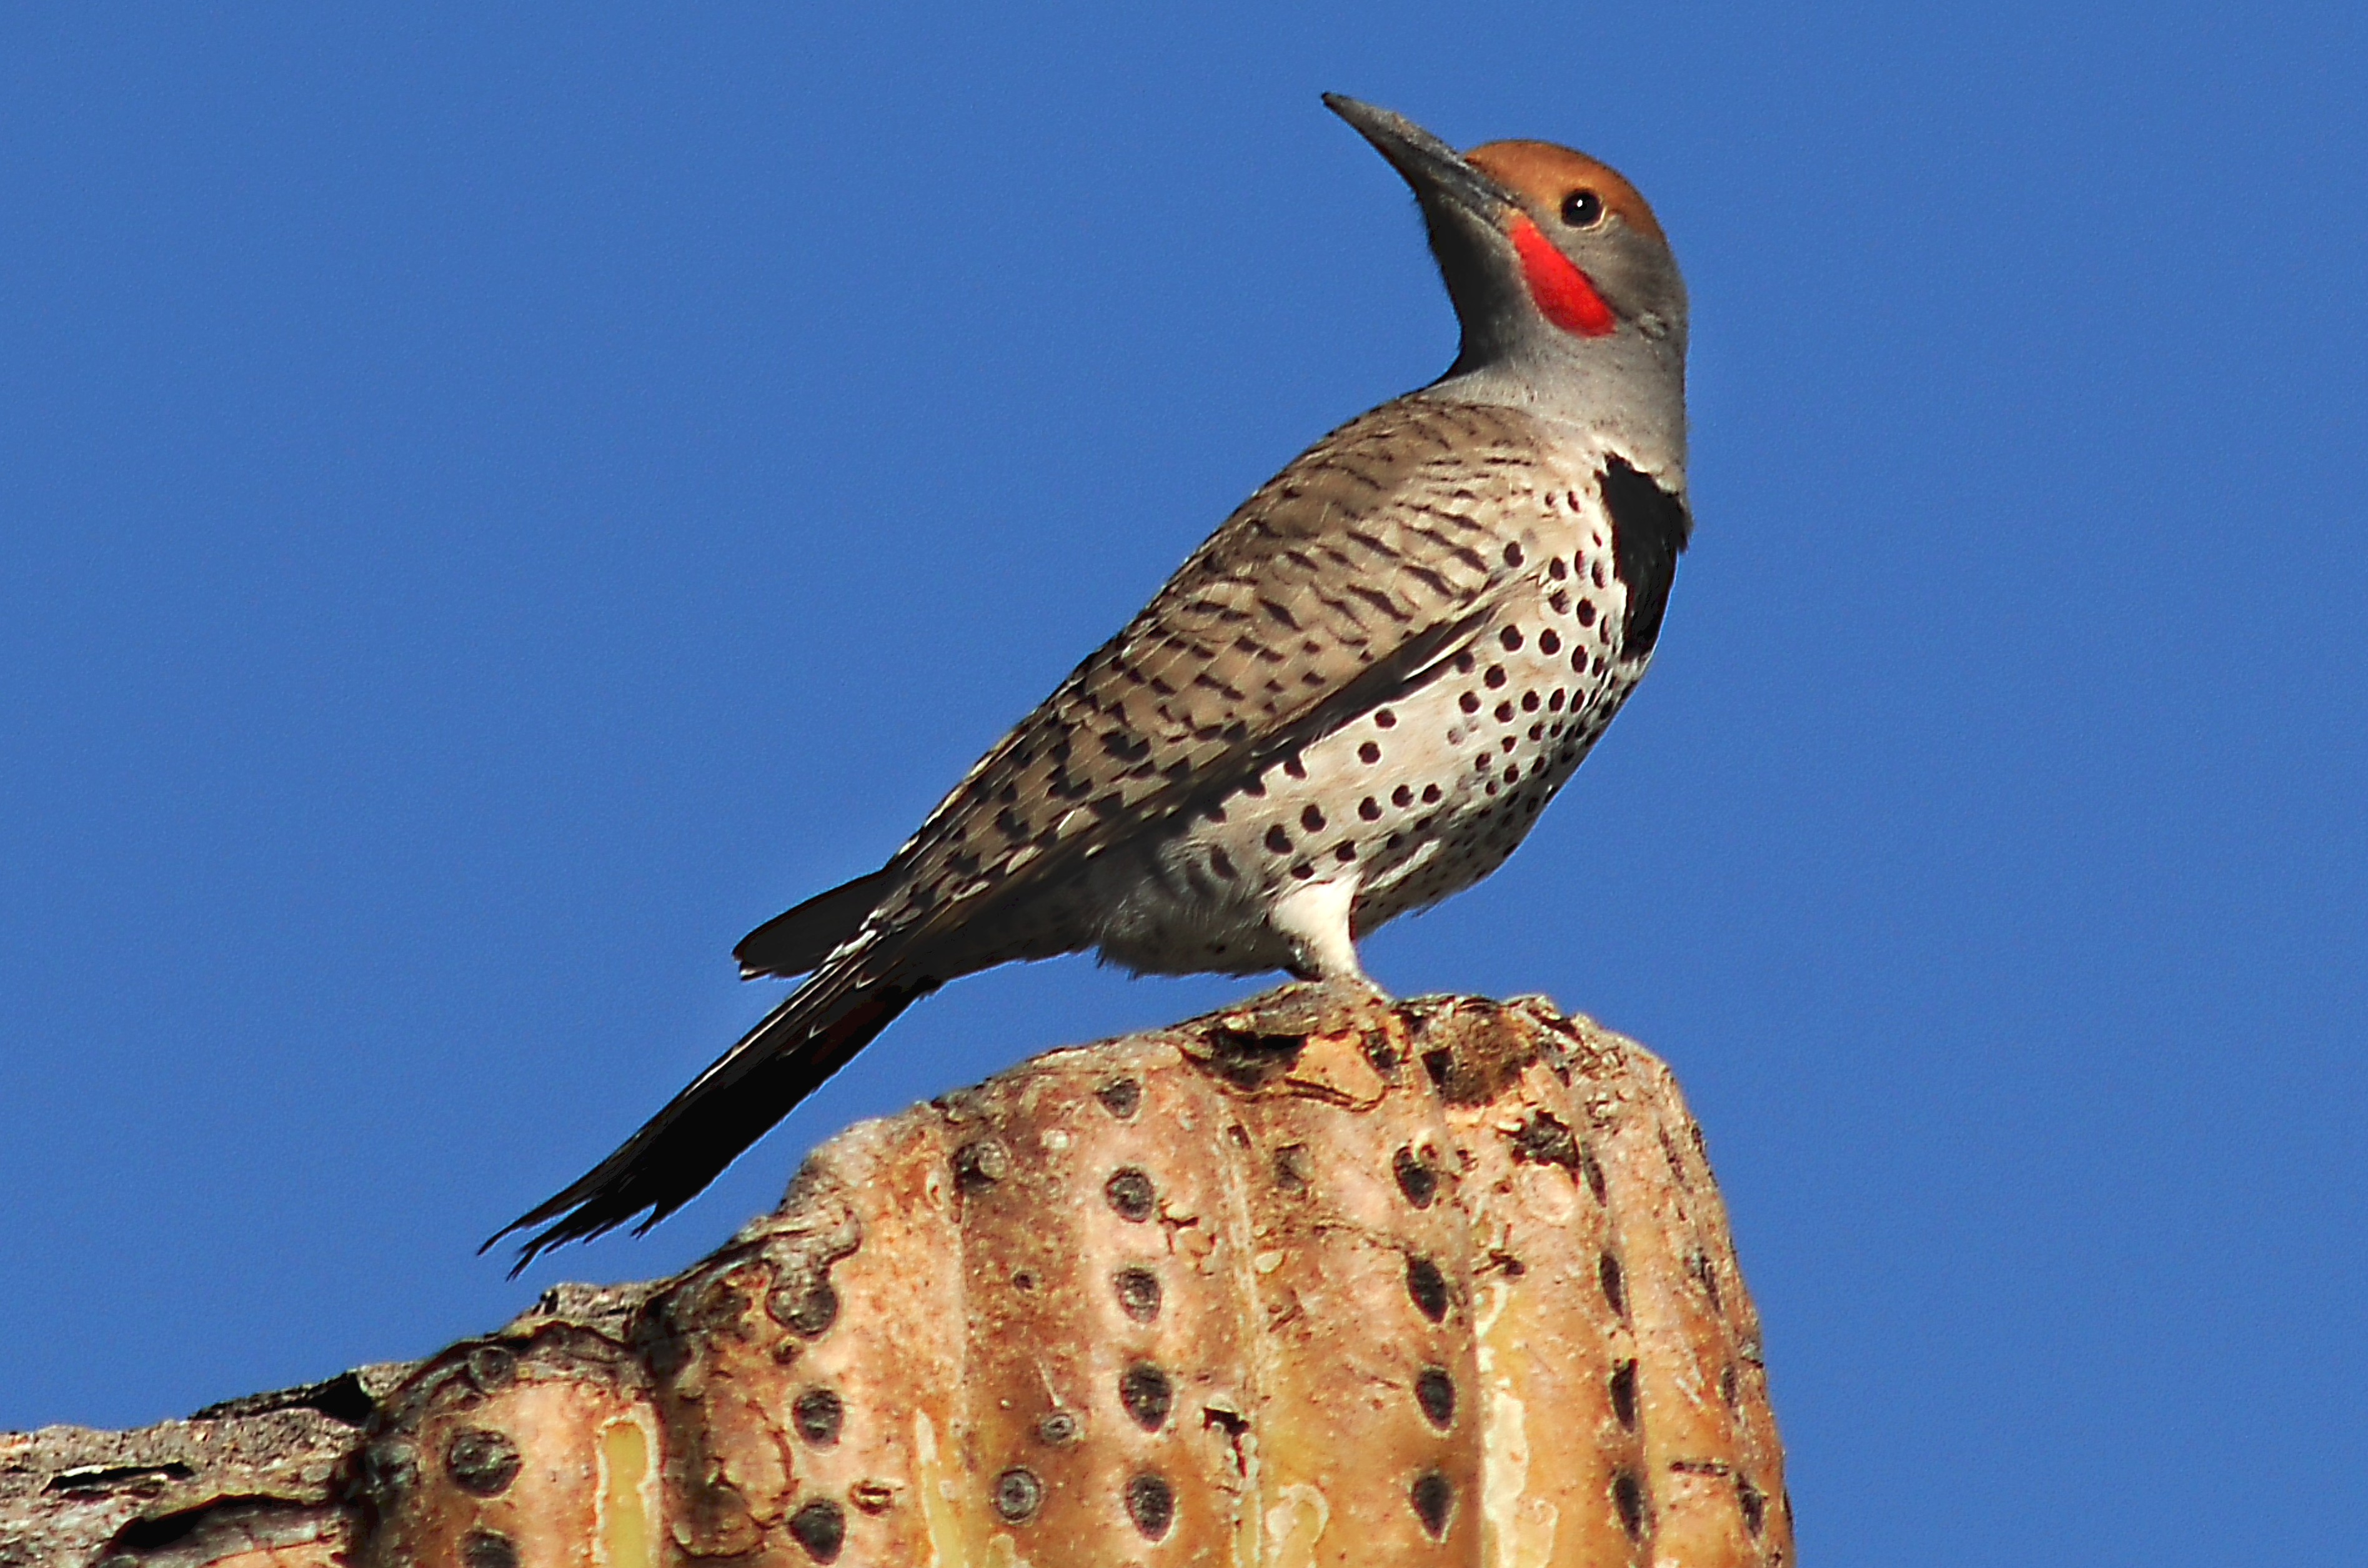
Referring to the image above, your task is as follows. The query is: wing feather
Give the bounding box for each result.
[862,396,1570,959]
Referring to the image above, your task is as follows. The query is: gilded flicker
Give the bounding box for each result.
[497,95,1691,1264]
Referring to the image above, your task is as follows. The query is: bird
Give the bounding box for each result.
[492,94,1691,1268]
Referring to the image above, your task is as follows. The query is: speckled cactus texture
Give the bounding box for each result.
[4,986,1789,1568]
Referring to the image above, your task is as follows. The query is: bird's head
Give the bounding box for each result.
[1324,94,1686,385]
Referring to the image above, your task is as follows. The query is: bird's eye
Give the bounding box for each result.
[1560,189,1605,228]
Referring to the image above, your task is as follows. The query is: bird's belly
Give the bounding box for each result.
[1096,579,1646,976]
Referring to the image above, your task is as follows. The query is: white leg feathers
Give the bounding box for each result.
[1270,875,1368,983]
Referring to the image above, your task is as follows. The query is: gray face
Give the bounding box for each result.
[1313,96,1689,475]
[1320,100,1686,375]
[1560,211,1688,345]
[1460,137,1688,352]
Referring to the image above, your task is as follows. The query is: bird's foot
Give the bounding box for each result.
[1216,974,1394,1043]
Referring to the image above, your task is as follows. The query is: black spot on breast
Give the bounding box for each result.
[1599,457,1692,660]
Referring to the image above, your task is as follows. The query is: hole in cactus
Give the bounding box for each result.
[954,1138,1010,1189]
[1120,1363,1173,1431]
[1612,1471,1647,1539]
[1609,1359,1639,1429]
[1392,1146,1438,1208]
[461,1531,517,1568]
[792,1387,843,1447]
[1113,1267,1162,1322]
[1415,1367,1455,1428]
[1098,1078,1142,1119]
[1739,1476,1767,1536]
[1203,1406,1250,1478]
[465,1345,515,1391]
[1406,1256,1450,1322]
[994,1467,1044,1524]
[787,1499,846,1562]
[1688,1249,1723,1312]
[1598,1252,1628,1317]
[1578,1148,1609,1204]
[1126,1472,1175,1540]
[1105,1167,1157,1222]
[445,1427,521,1496]
[769,1271,841,1339]
[1508,1111,1580,1171]
[1410,1470,1453,1539]
[1659,1126,1689,1183]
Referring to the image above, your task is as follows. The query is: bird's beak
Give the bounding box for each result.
[1323,94,1518,229]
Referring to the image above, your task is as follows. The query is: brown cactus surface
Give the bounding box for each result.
[2,988,1790,1567]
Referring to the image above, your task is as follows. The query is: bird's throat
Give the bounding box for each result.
[1508,216,1616,339]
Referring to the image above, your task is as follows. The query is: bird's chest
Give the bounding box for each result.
[1330,541,1648,923]
[1128,495,1649,965]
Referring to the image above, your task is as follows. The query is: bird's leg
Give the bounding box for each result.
[1270,876,1373,986]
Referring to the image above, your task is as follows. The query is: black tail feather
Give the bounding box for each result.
[486,973,924,1273]
[734,868,897,978]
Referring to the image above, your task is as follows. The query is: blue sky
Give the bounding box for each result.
[3,6,2363,1562]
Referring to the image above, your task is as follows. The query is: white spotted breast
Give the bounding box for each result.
[856,394,1687,980]
[1087,422,1674,975]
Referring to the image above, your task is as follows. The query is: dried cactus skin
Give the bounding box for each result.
[5,991,1790,1568]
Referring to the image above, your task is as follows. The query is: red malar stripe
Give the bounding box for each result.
[1509,214,1616,338]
